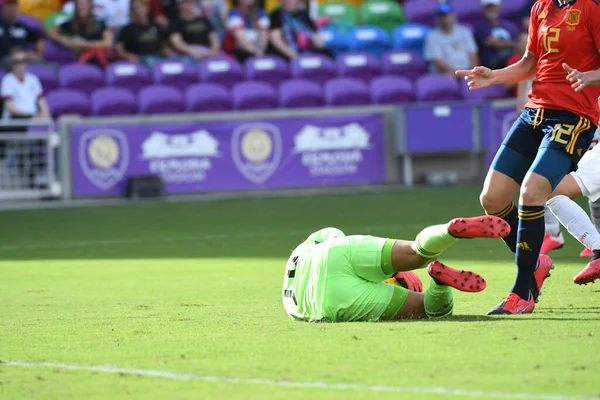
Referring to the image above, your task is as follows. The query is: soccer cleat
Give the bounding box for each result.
[427,261,486,292]
[580,248,593,257]
[487,292,535,315]
[540,232,564,254]
[531,254,554,303]
[448,216,510,239]
[573,258,600,285]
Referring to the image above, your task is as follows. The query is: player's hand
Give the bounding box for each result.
[455,66,494,90]
[563,63,599,92]
[394,271,423,292]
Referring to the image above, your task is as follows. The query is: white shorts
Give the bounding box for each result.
[571,130,600,202]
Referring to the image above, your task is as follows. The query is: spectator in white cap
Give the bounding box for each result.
[474,0,515,69]
[424,3,478,78]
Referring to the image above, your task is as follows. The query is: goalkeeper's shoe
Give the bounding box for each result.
[385,271,423,292]
[487,292,535,315]
[448,216,510,239]
[531,254,554,303]
[540,232,564,254]
[573,255,600,285]
[580,248,593,257]
[427,261,486,293]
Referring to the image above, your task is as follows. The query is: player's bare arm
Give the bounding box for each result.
[456,50,537,90]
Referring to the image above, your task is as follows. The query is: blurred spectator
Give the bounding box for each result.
[156,0,179,21]
[222,0,269,63]
[62,0,131,32]
[424,4,477,78]
[520,0,536,31]
[48,0,113,67]
[18,0,69,23]
[267,0,331,60]
[116,0,168,66]
[1,48,49,120]
[504,30,530,106]
[200,0,228,38]
[0,0,44,64]
[474,0,515,69]
[169,0,220,62]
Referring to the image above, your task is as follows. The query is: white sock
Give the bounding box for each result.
[547,195,600,250]
[589,198,600,234]
[544,205,561,236]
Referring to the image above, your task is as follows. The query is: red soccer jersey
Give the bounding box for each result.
[526,0,600,123]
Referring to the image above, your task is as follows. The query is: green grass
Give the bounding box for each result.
[1,186,599,400]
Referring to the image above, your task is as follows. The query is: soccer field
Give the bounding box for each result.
[1,186,599,400]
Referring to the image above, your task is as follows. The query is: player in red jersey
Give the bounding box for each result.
[456,0,600,315]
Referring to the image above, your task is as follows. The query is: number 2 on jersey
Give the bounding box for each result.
[543,28,560,53]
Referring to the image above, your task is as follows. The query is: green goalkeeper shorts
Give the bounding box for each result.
[322,235,409,322]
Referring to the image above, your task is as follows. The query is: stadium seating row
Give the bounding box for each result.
[44,74,507,117]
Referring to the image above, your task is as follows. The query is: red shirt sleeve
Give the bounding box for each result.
[526,2,540,54]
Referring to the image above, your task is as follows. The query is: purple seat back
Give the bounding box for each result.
[279,79,324,108]
[152,60,198,89]
[370,75,415,104]
[501,0,527,21]
[17,14,43,33]
[403,0,437,27]
[91,87,138,116]
[46,89,90,117]
[324,77,370,106]
[27,64,59,92]
[336,52,381,83]
[381,50,427,81]
[43,40,76,64]
[290,54,336,85]
[232,81,278,110]
[245,56,290,86]
[138,84,185,114]
[59,63,104,94]
[106,62,152,93]
[416,74,462,102]
[198,57,244,89]
[452,0,482,25]
[185,83,232,112]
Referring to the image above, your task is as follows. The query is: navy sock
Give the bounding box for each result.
[490,203,518,253]
[512,205,545,299]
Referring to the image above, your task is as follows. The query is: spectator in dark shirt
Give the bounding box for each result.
[222,0,269,63]
[267,0,331,60]
[169,0,220,62]
[116,0,168,66]
[48,0,113,67]
[0,0,44,64]
[520,0,536,31]
[474,0,515,69]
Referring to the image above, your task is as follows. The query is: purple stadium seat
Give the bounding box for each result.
[279,79,325,108]
[152,60,198,90]
[138,84,185,114]
[17,14,43,33]
[452,0,482,25]
[370,76,415,104]
[59,63,104,94]
[106,62,152,93]
[416,74,463,102]
[403,0,437,27]
[381,50,427,81]
[27,64,59,92]
[43,40,76,64]
[336,52,381,83]
[461,81,507,101]
[45,89,90,117]
[324,77,370,106]
[245,55,290,86]
[91,87,138,116]
[232,81,278,110]
[198,57,244,89]
[185,83,232,112]
[290,54,336,85]
[501,0,527,21]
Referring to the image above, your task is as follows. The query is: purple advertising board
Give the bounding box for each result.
[486,104,518,167]
[70,114,386,197]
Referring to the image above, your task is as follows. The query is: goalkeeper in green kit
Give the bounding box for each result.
[282,216,510,322]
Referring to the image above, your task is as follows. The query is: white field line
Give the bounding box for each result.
[1,360,597,400]
[0,224,423,252]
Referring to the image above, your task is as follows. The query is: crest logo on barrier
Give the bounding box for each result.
[79,129,129,190]
[232,123,282,184]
